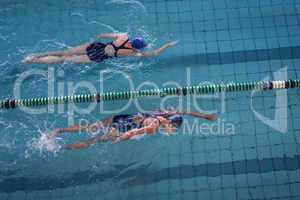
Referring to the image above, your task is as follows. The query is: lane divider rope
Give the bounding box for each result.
[1,80,299,110]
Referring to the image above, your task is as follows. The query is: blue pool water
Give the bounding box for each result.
[1,0,300,199]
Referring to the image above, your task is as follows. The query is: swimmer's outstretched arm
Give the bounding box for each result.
[64,133,109,150]
[180,111,217,121]
[160,110,216,121]
[64,127,119,150]
[64,125,155,149]
[157,109,216,121]
[96,33,128,39]
[115,125,156,143]
[136,41,178,57]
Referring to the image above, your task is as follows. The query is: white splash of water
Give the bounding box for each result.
[70,11,118,37]
[106,0,147,14]
[87,21,117,33]
[26,129,63,156]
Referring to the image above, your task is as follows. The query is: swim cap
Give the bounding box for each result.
[169,114,183,128]
[131,37,147,49]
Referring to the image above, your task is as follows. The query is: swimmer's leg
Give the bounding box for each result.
[63,55,92,63]
[24,56,64,64]
[38,43,90,57]
[24,55,91,64]
[49,118,113,137]
[23,43,90,63]
[64,128,119,150]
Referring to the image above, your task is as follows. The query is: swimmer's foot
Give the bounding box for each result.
[47,128,61,138]
[22,55,39,63]
[22,53,49,63]
[167,40,179,47]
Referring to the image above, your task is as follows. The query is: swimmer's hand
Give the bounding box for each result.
[202,114,217,121]
[166,40,179,47]
[96,34,104,39]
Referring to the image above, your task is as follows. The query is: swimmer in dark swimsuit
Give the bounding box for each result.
[22,33,178,64]
[48,109,216,150]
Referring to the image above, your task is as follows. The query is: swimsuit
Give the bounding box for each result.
[86,43,110,62]
[110,39,132,57]
[111,113,161,133]
[112,114,141,133]
[86,39,132,62]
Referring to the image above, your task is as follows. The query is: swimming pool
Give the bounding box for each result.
[1,0,300,199]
